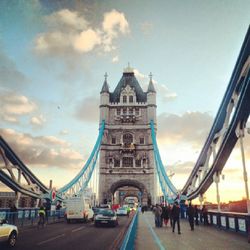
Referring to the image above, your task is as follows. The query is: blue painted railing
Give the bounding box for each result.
[120,212,139,250]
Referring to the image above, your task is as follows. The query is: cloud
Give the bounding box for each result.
[0,90,36,123]
[74,96,99,122]
[44,9,88,31]
[0,128,83,169]
[34,9,129,55]
[73,29,102,52]
[0,50,29,89]
[112,55,119,63]
[30,115,46,126]
[134,69,177,102]
[60,129,69,135]
[158,111,213,147]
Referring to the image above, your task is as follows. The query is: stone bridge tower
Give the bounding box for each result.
[99,66,157,205]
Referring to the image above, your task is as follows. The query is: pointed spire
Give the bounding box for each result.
[100,72,109,93]
[147,72,156,93]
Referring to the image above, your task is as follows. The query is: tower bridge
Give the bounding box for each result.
[0,26,250,249]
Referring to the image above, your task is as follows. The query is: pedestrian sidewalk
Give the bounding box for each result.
[135,212,249,250]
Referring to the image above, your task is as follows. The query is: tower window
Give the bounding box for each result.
[122,157,133,167]
[135,108,140,116]
[135,159,141,167]
[114,159,120,167]
[117,108,121,115]
[123,95,127,103]
[111,137,116,144]
[123,108,127,114]
[129,96,133,103]
[123,133,133,145]
[129,108,133,115]
[140,137,145,144]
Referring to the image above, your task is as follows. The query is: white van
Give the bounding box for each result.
[66,196,94,223]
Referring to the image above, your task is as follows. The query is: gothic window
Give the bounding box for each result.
[114,159,120,167]
[129,96,133,103]
[123,108,127,114]
[135,159,141,167]
[129,108,133,115]
[135,108,140,116]
[111,137,116,144]
[139,137,145,144]
[117,108,121,115]
[122,157,133,167]
[123,133,133,145]
[123,95,127,103]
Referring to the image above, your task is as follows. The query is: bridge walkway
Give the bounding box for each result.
[135,211,249,250]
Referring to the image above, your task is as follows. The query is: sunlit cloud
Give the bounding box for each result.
[30,115,46,126]
[35,9,129,55]
[0,91,36,123]
[112,55,119,63]
[0,128,84,169]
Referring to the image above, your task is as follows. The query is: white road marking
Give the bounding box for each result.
[72,226,86,233]
[37,234,65,246]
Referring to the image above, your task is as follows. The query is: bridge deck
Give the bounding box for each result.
[135,211,249,250]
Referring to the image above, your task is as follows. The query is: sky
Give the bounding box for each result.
[0,0,249,203]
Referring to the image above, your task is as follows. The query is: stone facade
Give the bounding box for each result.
[98,67,157,205]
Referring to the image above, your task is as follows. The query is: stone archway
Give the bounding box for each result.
[109,179,151,206]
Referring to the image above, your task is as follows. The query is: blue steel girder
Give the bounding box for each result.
[57,120,105,199]
[182,26,250,199]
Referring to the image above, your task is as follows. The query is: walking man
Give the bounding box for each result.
[153,204,162,227]
[172,202,181,234]
[187,203,195,230]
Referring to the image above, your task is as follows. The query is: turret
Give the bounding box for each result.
[100,73,110,123]
[147,72,157,123]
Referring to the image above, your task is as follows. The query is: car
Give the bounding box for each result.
[94,209,118,227]
[0,219,18,247]
[116,207,128,216]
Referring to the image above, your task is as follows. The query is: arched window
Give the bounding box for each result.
[123,133,133,145]
[123,95,127,103]
[129,96,133,103]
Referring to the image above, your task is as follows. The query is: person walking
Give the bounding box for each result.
[187,203,195,230]
[194,205,199,225]
[161,205,169,227]
[168,204,173,227]
[172,202,181,234]
[153,204,162,227]
[202,205,209,225]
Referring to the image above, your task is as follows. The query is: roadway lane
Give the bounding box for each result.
[13,216,130,250]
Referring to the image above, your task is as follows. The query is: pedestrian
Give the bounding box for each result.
[172,202,181,234]
[202,205,209,225]
[142,206,145,214]
[194,205,199,225]
[187,203,195,230]
[161,205,169,227]
[168,204,173,227]
[38,205,46,228]
[153,204,162,227]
